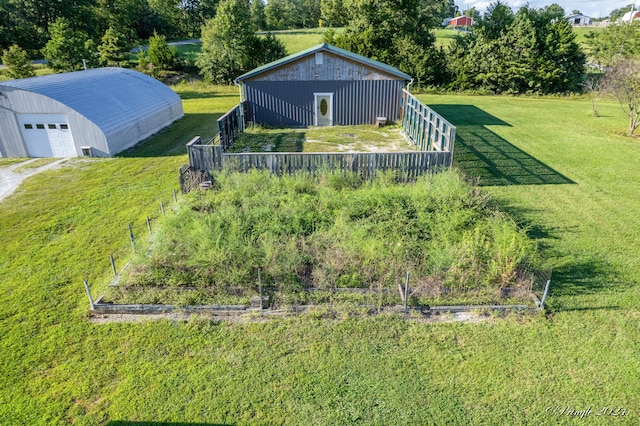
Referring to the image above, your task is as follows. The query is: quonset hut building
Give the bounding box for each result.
[234,43,411,128]
[0,68,183,158]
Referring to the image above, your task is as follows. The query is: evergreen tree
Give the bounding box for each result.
[1,44,36,79]
[41,18,95,72]
[147,31,177,70]
[449,3,585,94]
[98,27,129,67]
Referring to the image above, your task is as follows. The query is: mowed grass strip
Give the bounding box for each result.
[0,85,639,424]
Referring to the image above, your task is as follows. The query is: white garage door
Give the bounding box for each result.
[18,114,76,158]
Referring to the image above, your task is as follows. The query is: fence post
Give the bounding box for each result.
[146,216,152,235]
[83,279,95,310]
[160,201,165,217]
[109,254,117,278]
[173,189,178,204]
[128,223,135,253]
[404,271,410,312]
[539,279,551,311]
[258,267,263,315]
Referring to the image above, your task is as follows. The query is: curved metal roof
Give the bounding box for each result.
[0,67,182,135]
[235,43,412,82]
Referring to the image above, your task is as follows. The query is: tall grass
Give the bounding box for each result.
[121,169,536,300]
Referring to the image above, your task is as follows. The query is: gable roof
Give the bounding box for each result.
[450,16,474,26]
[0,67,182,135]
[234,43,411,82]
[620,11,640,21]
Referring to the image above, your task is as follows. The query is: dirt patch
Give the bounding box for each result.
[88,308,504,324]
[0,158,68,203]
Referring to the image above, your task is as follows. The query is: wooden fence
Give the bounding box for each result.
[218,101,247,150]
[221,151,451,179]
[186,95,455,181]
[401,89,456,153]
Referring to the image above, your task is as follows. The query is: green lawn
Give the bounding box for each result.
[1,86,639,424]
[433,28,461,47]
[268,27,342,54]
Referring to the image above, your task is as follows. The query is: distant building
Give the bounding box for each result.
[442,18,452,27]
[619,10,640,23]
[567,14,592,26]
[0,68,183,158]
[449,16,474,28]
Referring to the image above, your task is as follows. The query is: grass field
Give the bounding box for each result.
[1,84,640,424]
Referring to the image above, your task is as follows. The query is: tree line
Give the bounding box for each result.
[3,0,638,105]
[0,0,338,56]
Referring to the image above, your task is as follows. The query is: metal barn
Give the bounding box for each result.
[234,43,411,127]
[0,68,183,158]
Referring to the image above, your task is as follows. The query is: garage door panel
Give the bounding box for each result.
[18,114,76,158]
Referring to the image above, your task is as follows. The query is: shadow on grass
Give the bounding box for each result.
[430,105,575,186]
[486,188,625,308]
[118,113,221,158]
[230,131,306,153]
[178,91,237,100]
[549,258,620,298]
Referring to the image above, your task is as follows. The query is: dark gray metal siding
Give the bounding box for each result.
[244,80,405,127]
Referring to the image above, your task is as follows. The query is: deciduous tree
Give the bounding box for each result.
[585,22,640,67]
[250,0,267,31]
[197,0,286,83]
[608,4,635,22]
[323,0,450,86]
[603,58,640,136]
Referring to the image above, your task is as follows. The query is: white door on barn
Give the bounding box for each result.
[47,123,76,157]
[314,93,333,126]
[18,114,76,157]
[19,122,54,157]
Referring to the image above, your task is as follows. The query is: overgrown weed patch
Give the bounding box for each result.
[109,169,539,307]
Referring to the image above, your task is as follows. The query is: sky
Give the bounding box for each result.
[456,0,636,19]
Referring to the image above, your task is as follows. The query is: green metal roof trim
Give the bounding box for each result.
[234,43,412,82]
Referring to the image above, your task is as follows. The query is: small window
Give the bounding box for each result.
[48,124,57,129]
[315,52,323,65]
[81,146,92,157]
[60,124,69,130]
[24,124,33,129]
[36,124,44,129]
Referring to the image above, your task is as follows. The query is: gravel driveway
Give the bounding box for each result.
[0,158,67,202]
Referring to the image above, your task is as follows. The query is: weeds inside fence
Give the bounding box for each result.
[110,169,542,307]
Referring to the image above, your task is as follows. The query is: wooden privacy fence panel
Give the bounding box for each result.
[218,151,451,180]
[188,137,222,171]
[401,89,456,154]
[218,101,247,150]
